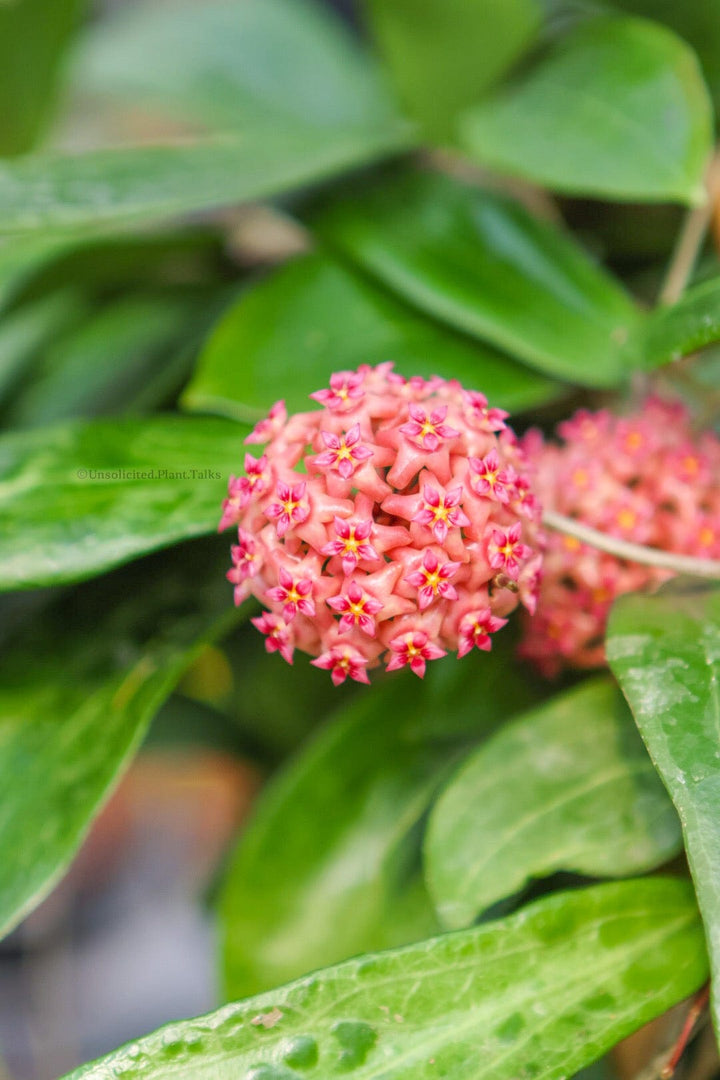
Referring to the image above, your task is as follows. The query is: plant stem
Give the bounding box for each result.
[659,983,710,1080]
[542,510,720,581]
[658,152,720,306]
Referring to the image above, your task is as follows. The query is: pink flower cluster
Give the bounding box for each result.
[219,364,542,685]
[520,397,720,675]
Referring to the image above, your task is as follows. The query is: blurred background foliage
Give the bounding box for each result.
[1,0,720,1077]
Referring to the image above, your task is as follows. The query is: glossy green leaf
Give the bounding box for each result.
[183,254,561,422]
[72,0,402,135]
[425,678,681,930]
[65,878,707,1080]
[642,276,720,368]
[363,0,541,137]
[0,126,411,237]
[0,0,86,156]
[222,637,546,997]
[607,581,720,1037]
[0,539,241,939]
[0,290,87,407]
[0,0,411,235]
[311,169,641,387]
[5,289,223,427]
[460,16,713,205]
[0,414,248,590]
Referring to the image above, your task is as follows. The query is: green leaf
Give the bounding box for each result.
[9,227,230,306]
[460,16,713,205]
[223,622,362,764]
[425,678,682,930]
[72,0,402,136]
[311,169,641,387]
[0,0,86,156]
[363,0,541,137]
[602,0,720,113]
[0,128,411,237]
[221,637,547,998]
[5,289,223,427]
[0,539,242,939]
[607,581,720,1038]
[641,276,720,368]
[183,254,561,422]
[0,414,248,590]
[0,233,83,310]
[63,878,707,1080]
[0,0,412,236]
[0,290,87,407]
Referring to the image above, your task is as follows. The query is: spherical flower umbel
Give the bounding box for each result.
[519,396,720,676]
[219,364,542,684]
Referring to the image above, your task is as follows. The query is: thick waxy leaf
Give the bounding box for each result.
[65,878,707,1080]
[0,128,410,237]
[642,276,720,368]
[311,170,641,386]
[0,415,248,590]
[0,540,241,939]
[0,0,86,156]
[607,582,720,1036]
[460,17,713,205]
[72,0,401,135]
[222,638,546,998]
[183,254,560,421]
[363,0,541,136]
[425,678,681,930]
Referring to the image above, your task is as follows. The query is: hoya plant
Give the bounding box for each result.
[2,0,720,1077]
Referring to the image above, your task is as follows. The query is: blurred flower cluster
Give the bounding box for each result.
[520,397,720,675]
[220,364,542,684]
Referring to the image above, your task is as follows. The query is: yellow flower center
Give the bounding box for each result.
[424,570,441,591]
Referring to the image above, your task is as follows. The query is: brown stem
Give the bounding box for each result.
[658,151,720,306]
[659,983,711,1080]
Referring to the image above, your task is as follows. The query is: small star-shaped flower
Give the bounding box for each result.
[487,523,530,580]
[218,454,269,530]
[413,484,470,543]
[251,612,294,665]
[310,371,365,411]
[266,566,316,622]
[313,424,373,480]
[399,404,459,452]
[327,580,383,637]
[226,528,263,604]
[385,630,446,678]
[311,644,370,686]
[457,609,507,657]
[404,549,461,610]
[468,449,514,504]
[264,479,310,538]
[321,516,379,575]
